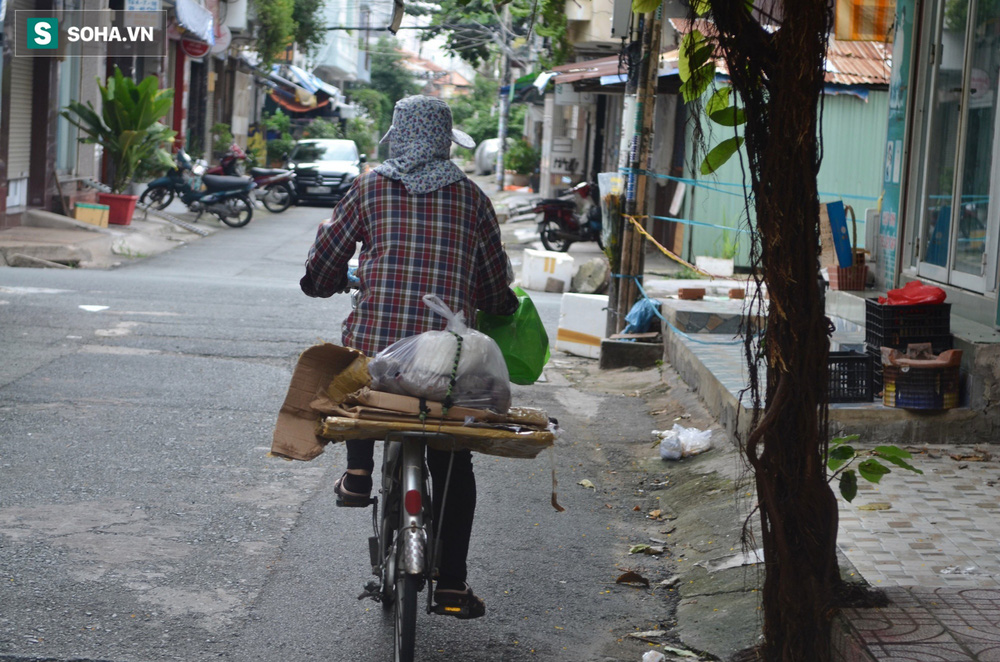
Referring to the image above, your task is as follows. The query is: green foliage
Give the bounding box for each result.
[303,118,344,139]
[292,0,327,55]
[254,0,296,65]
[717,229,738,260]
[536,0,572,67]
[262,110,295,165]
[701,136,744,175]
[825,436,923,503]
[345,116,377,156]
[210,122,234,157]
[346,87,393,135]
[61,67,176,193]
[679,32,749,176]
[451,77,502,145]
[505,138,540,175]
[411,0,542,68]
[369,37,421,112]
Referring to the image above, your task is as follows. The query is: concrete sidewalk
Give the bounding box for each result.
[0,206,217,269]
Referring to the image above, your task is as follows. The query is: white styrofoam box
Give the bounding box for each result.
[556,293,609,359]
[521,248,575,292]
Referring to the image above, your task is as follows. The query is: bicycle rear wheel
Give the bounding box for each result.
[394,574,419,662]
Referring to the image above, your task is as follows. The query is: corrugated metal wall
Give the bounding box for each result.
[678,90,889,267]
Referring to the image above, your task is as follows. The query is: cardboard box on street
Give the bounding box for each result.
[74,203,110,228]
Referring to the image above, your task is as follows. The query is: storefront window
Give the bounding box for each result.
[915,0,1000,292]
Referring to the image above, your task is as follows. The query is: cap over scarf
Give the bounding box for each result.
[374,95,476,195]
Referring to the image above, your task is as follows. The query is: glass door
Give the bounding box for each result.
[916,0,1000,293]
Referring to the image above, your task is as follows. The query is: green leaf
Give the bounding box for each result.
[839,470,858,502]
[858,459,891,484]
[680,63,715,103]
[709,106,747,127]
[706,86,731,115]
[632,0,661,13]
[878,454,923,474]
[873,445,912,460]
[690,0,711,15]
[679,31,708,82]
[700,136,743,175]
[827,445,856,472]
[831,434,861,446]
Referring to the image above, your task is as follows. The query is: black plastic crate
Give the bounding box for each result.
[865,299,951,348]
[828,351,872,403]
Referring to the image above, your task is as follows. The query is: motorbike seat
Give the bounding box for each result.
[250,167,289,177]
[536,198,577,209]
[203,174,253,191]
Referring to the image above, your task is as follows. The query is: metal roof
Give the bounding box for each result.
[668,18,891,88]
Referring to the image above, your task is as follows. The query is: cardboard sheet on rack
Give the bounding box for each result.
[271,343,370,461]
[272,343,555,461]
[316,416,556,459]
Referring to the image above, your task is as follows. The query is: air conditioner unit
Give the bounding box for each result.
[610,0,631,38]
[614,0,688,37]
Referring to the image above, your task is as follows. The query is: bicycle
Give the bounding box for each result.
[346,430,470,662]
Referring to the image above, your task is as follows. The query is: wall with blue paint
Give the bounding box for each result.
[676,89,889,267]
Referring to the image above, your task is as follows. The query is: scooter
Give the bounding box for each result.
[139,151,257,228]
[248,167,297,213]
[207,142,248,177]
[535,181,603,252]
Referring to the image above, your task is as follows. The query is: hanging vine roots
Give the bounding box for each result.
[695,1,841,660]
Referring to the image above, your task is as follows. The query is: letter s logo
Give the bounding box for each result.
[27,18,59,49]
[34,22,52,44]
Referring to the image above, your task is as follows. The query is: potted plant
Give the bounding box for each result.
[62,67,176,225]
[504,139,541,188]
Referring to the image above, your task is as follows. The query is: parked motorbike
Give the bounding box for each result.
[535,181,603,252]
[207,142,248,177]
[139,151,256,228]
[248,167,297,213]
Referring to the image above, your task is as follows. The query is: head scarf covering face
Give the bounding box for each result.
[373,96,475,195]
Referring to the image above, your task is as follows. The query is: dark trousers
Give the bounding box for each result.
[346,439,476,583]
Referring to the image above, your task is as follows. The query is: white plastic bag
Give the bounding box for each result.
[654,423,712,461]
[368,295,512,413]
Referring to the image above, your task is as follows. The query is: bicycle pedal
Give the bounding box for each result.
[432,604,470,618]
[335,496,377,508]
[358,580,381,601]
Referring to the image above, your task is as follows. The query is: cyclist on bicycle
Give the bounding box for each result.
[300,95,518,619]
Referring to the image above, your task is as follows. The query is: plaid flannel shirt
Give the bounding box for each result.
[303,171,518,356]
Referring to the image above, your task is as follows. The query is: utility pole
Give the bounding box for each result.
[495,4,512,192]
[608,6,661,334]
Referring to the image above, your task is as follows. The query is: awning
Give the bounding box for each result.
[174,0,214,45]
[552,55,625,84]
[286,64,342,100]
[270,91,331,114]
[551,51,681,94]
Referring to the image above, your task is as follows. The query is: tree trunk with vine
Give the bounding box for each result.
[707,1,840,659]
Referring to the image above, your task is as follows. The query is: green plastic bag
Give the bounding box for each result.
[477,287,550,385]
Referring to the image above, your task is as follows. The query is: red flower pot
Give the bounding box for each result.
[97,192,139,225]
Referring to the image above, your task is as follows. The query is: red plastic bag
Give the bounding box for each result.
[879,280,947,306]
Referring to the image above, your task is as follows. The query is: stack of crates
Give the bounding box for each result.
[864,299,952,395]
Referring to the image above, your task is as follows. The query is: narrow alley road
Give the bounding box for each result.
[0,204,685,661]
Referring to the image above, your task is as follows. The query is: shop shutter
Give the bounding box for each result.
[7,0,36,179]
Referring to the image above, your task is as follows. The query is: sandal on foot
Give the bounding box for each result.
[334,472,373,508]
[433,582,486,620]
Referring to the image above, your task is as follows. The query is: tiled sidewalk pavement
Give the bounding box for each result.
[835,448,1000,661]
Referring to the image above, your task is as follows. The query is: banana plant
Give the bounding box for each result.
[62,67,176,194]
